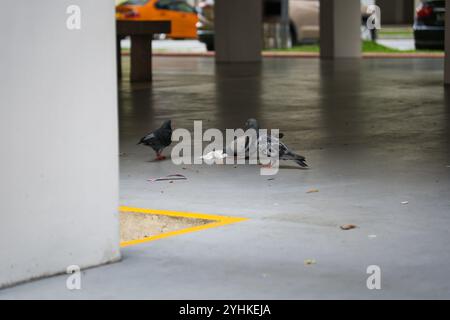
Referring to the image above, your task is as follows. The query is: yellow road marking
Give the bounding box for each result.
[119,206,248,248]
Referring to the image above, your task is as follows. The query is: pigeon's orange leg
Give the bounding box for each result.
[261,163,273,169]
[155,152,166,161]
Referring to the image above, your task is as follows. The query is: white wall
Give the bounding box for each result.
[0,0,120,288]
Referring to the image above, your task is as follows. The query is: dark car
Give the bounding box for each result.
[414,0,445,50]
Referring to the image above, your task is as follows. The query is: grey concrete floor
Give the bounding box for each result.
[1,56,450,299]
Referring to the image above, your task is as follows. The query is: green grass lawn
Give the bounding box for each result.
[378,27,414,39]
[267,41,443,54]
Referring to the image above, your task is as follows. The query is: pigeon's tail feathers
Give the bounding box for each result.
[295,157,308,168]
[286,151,308,168]
[137,136,148,145]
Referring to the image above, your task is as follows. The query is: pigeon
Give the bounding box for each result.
[138,120,173,161]
[224,118,260,158]
[259,133,308,168]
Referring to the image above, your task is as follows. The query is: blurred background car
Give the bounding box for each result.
[413,0,445,49]
[197,0,375,51]
[116,0,198,39]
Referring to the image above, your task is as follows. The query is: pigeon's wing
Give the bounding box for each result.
[258,134,281,158]
[259,133,308,167]
[139,132,164,151]
[279,141,308,167]
[141,132,155,142]
[155,127,173,148]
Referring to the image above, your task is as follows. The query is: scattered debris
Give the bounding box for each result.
[340,224,357,230]
[148,174,187,183]
[306,189,319,194]
[401,201,409,205]
[200,150,227,161]
[304,259,316,266]
[267,178,275,181]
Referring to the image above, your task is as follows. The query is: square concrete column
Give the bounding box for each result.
[215,0,263,63]
[320,0,362,59]
[0,0,120,288]
[445,0,450,85]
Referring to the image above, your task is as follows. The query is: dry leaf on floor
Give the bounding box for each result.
[306,189,319,194]
[304,259,316,266]
[340,224,358,230]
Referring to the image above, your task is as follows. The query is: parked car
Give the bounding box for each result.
[413,0,445,50]
[116,0,198,39]
[197,0,374,51]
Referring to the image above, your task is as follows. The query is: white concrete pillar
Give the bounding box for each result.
[0,0,120,288]
[320,0,362,59]
[445,0,450,85]
[215,0,263,63]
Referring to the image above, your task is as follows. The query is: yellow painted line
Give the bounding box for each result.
[119,206,248,248]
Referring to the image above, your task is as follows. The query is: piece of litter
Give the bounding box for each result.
[401,201,409,205]
[267,178,275,181]
[306,189,319,194]
[304,259,316,266]
[368,235,377,239]
[147,174,187,183]
[200,150,228,161]
[340,224,357,230]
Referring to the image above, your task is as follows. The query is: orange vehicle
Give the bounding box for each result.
[116,0,198,39]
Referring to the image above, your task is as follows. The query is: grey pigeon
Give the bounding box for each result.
[259,133,308,168]
[224,118,260,158]
[138,120,173,161]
